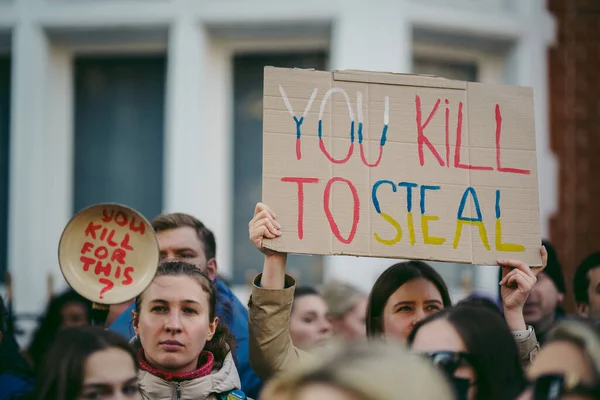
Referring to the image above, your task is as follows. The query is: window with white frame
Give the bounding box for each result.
[73,56,166,220]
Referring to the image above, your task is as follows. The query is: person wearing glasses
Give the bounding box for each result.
[407,303,526,400]
[517,319,600,400]
[247,202,545,381]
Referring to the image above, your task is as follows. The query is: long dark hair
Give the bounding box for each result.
[292,286,321,311]
[366,261,452,337]
[27,288,92,369]
[134,261,236,368]
[34,326,137,400]
[407,304,526,400]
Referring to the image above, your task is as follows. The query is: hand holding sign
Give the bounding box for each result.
[249,202,282,255]
[58,203,159,304]
[499,246,548,312]
[249,202,288,290]
[499,246,548,331]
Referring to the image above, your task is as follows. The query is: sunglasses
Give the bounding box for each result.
[419,351,474,377]
[529,373,600,400]
[417,351,473,400]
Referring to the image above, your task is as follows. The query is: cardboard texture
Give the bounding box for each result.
[262,67,542,266]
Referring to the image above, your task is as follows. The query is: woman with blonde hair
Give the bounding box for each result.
[518,319,600,400]
[320,281,368,340]
[261,340,455,400]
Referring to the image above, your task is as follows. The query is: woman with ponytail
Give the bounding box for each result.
[131,261,247,399]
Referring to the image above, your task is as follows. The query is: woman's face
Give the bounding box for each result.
[290,295,332,349]
[340,297,368,340]
[517,340,596,400]
[61,301,89,330]
[382,278,444,340]
[78,347,141,400]
[134,275,217,373]
[411,318,476,400]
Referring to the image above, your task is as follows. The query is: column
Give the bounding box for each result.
[9,20,74,336]
[510,0,556,238]
[325,0,412,290]
[163,11,233,277]
[473,0,555,297]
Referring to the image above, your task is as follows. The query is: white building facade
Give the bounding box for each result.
[0,0,556,342]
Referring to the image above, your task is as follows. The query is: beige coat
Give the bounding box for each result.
[138,352,242,400]
[248,274,540,381]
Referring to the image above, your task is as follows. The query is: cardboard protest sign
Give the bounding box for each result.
[262,67,542,266]
[59,203,159,304]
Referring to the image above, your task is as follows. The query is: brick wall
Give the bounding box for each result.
[548,0,600,310]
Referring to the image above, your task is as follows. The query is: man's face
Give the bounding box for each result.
[156,227,217,280]
[577,266,600,322]
[523,273,563,329]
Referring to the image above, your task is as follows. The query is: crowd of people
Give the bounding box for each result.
[0,202,599,399]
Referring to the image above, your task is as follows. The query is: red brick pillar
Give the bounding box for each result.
[548,0,600,311]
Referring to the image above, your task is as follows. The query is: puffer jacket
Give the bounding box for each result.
[138,352,244,400]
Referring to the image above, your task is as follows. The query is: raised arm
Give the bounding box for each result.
[247,203,311,380]
[498,246,548,367]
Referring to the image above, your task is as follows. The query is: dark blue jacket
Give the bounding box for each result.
[109,279,262,398]
[0,373,34,400]
[0,330,34,400]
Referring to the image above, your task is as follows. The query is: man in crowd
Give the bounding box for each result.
[108,213,262,398]
[574,252,600,324]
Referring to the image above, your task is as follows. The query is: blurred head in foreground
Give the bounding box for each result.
[517,319,600,400]
[260,340,455,400]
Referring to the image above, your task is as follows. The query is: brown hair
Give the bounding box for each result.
[134,261,236,368]
[151,213,216,260]
[34,327,137,400]
[366,261,452,338]
[320,280,366,319]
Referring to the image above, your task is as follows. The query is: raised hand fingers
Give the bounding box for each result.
[249,203,281,249]
[254,202,276,219]
[250,203,276,226]
[532,245,548,277]
[498,259,535,280]
[500,268,537,291]
[505,272,533,292]
[251,216,280,237]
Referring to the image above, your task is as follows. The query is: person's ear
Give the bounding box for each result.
[207,317,218,341]
[132,309,140,337]
[577,303,590,318]
[205,258,218,281]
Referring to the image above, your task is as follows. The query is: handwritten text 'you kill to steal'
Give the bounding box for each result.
[79,209,146,299]
[277,85,530,252]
